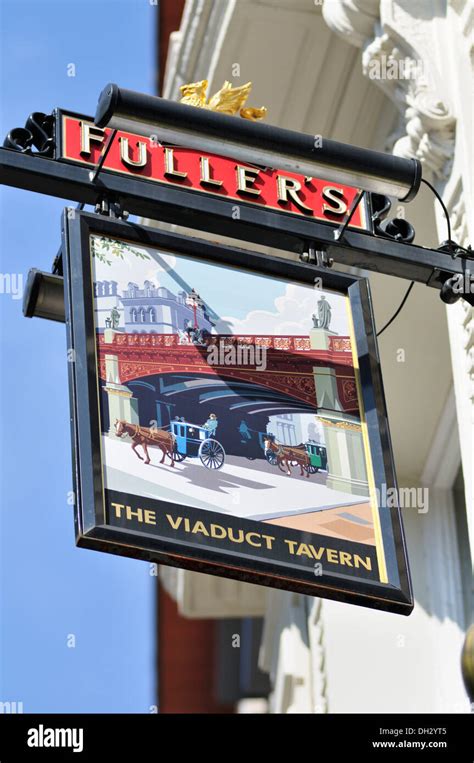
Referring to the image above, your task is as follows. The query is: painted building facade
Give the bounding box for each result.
[93,280,123,331]
[267,413,326,448]
[95,279,213,334]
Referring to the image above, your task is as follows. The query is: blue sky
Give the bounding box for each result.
[0,0,157,712]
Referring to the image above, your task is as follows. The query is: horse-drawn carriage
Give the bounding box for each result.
[238,426,328,474]
[302,441,328,473]
[114,418,225,470]
[263,436,328,476]
[170,419,226,470]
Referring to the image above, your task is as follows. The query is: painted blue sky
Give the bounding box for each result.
[0,0,156,712]
[92,239,350,335]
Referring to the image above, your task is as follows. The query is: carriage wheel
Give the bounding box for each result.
[172,450,186,463]
[199,439,225,469]
[266,451,278,466]
[304,464,319,474]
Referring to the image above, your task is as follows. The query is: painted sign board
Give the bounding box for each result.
[63,209,413,614]
[56,111,371,232]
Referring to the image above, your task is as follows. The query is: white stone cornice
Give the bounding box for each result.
[390,100,455,182]
[163,0,237,101]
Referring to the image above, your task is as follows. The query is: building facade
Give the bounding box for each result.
[95,279,213,335]
[266,413,326,447]
[94,280,122,331]
[156,0,473,713]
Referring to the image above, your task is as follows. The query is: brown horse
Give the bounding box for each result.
[115,420,176,467]
[264,438,310,477]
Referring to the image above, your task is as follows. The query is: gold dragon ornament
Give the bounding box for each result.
[179,80,267,121]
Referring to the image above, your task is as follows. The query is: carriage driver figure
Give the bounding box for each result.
[202,413,218,437]
[264,433,275,459]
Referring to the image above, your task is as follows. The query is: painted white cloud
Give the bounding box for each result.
[214,284,349,336]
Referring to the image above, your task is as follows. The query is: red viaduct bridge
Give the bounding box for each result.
[97,333,358,412]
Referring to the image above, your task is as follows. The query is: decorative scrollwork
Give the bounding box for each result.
[370,193,416,244]
[3,112,55,157]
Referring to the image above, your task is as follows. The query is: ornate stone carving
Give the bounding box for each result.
[322,0,380,47]
[463,303,474,407]
[322,0,456,181]
[361,30,455,180]
[450,180,470,250]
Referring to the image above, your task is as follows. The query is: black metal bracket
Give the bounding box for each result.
[300,243,333,268]
[51,196,130,277]
[0,146,472,298]
[94,198,130,219]
[370,194,416,244]
[88,129,130,220]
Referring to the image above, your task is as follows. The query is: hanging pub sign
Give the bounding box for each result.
[63,209,413,614]
[56,110,371,232]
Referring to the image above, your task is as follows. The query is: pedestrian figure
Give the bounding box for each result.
[239,419,252,441]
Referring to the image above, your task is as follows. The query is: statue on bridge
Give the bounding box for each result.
[178,318,210,346]
[109,306,120,330]
[312,295,332,330]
